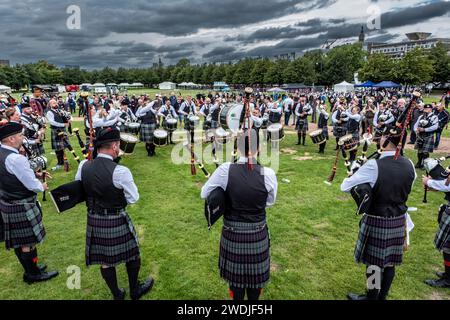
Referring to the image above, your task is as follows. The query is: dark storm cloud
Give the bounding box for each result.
[203,46,236,58]
[0,0,448,68]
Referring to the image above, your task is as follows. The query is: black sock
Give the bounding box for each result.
[302,133,306,145]
[379,267,396,300]
[126,258,141,294]
[14,248,27,273]
[297,133,301,144]
[365,266,380,300]
[230,287,245,300]
[246,288,262,301]
[444,252,450,278]
[22,249,40,276]
[56,150,64,165]
[100,267,122,298]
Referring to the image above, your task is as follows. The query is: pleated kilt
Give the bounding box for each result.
[354,214,407,268]
[139,123,156,143]
[30,143,45,157]
[333,125,347,138]
[50,127,66,151]
[0,196,46,250]
[0,210,4,243]
[415,133,434,153]
[296,119,308,133]
[219,219,270,289]
[85,210,140,267]
[435,208,450,252]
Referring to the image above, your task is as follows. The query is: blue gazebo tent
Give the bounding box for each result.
[355,81,375,88]
[373,81,401,88]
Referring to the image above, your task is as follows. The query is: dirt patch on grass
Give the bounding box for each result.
[270,262,282,273]
[314,222,330,230]
[428,291,447,300]
[336,195,351,202]
[136,225,145,243]
[293,156,314,161]
[281,148,297,155]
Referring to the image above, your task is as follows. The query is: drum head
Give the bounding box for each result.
[167,119,177,124]
[154,130,168,138]
[309,129,323,137]
[189,116,200,122]
[226,104,244,134]
[120,133,138,142]
[267,123,283,133]
[216,127,231,138]
[338,134,353,145]
[127,123,140,129]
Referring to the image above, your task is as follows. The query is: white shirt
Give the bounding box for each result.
[373,109,395,127]
[158,105,178,118]
[341,151,417,192]
[428,179,450,192]
[295,103,313,117]
[136,101,157,118]
[414,114,439,133]
[93,109,120,128]
[75,153,139,204]
[1,145,44,193]
[180,101,196,116]
[201,157,278,208]
[283,98,294,112]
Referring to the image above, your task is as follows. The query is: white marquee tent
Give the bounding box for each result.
[0,85,12,94]
[333,81,355,92]
[159,82,177,90]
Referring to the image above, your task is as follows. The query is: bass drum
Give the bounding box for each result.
[120,133,139,155]
[154,129,168,147]
[219,104,243,134]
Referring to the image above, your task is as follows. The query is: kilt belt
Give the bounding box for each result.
[0,196,46,250]
[219,219,270,289]
[354,214,407,269]
[85,209,140,267]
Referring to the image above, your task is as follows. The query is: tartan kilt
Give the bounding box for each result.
[415,134,434,153]
[30,143,45,157]
[0,196,46,250]
[354,214,407,268]
[0,211,4,243]
[139,123,156,143]
[435,208,450,252]
[85,211,140,267]
[219,219,270,289]
[333,125,347,138]
[296,119,308,133]
[50,128,66,151]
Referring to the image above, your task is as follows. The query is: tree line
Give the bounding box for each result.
[0,42,448,90]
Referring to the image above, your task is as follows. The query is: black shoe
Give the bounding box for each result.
[436,271,447,279]
[425,278,450,288]
[114,288,126,301]
[23,270,59,284]
[131,278,154,300]
[38,264,47,272]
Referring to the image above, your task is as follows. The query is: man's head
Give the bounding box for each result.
[0,122,24,149]
[21,103,32,116]
[49,99,58,109]
[380,126,401,151]
[437,103,444,112]
[96,127,121,159]
[423,104,433,114]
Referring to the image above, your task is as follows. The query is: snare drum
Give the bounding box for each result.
[309,130,327,145]
[188,116,200,130]
[215,127,231,145]
[338,134,359,152]
[126,122,141,135]
[219,104,243,133]
[165,118,178,132]
[267,123,285,142]
[154,129,168,146]
[120,133,139,155]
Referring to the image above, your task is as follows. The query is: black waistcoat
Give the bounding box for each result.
[141,109,156,124]
[370,156,415,217]
[318,113,328,128]
[225,164,268,223]
[0,148,36,201]
[348,118,359,133]
[81,157,128,210]
[50,109,65,128]
[212,105,220,121]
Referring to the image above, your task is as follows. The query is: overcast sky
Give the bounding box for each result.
[0,0,449,69]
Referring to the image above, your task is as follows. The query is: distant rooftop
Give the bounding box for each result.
[405,32,432,41]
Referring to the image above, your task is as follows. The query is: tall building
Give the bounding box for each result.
[367,33,450,59]
[359,26,365,43]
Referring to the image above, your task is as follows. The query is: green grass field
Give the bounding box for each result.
[0,120,450,300]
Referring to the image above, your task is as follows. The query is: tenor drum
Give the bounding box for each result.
[219,104,243,133]
[267,123,285,142]
[165,119,178,132]
[120,133,139,155]
[338,134,359,152]
[309,130,327,145]
[126,122,141,135]
[154,129,168,147]
[215,127,231,145]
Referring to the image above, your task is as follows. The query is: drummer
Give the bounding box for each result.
[199,98,213,132]
[179,96,197,143]
[118,101,137,133]
[210,98,223,130]
[158,100,178,145]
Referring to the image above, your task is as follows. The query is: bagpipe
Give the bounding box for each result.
[394,91,421,160]
[21,140,48,202]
